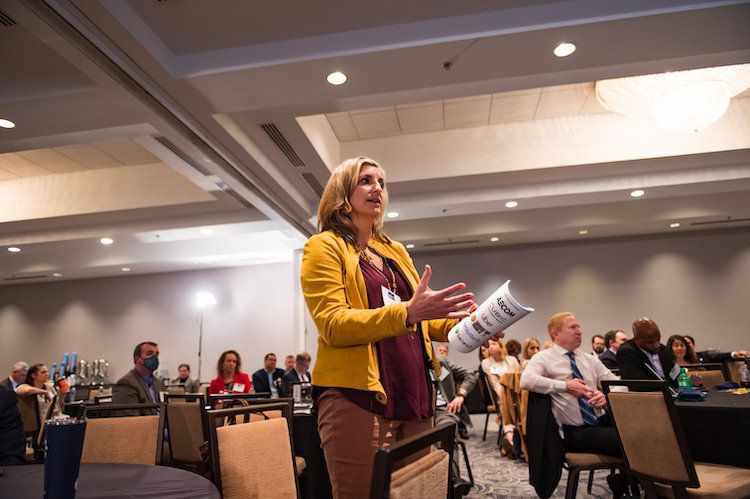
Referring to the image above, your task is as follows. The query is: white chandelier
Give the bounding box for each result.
[595,63,750,133]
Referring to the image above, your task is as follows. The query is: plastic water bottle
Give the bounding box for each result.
[677,368,691,389]
[70,386,76,400]
[739,363,750,389]
[98,385,104,397]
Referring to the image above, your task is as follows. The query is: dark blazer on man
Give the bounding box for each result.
[113,369,166,415]
[0,377,13,391]
[598,349,618,370]
[0,389,26,466]
[251,368,285,395]
[435,354,477,428]
[281,369,311,398]
[697,350,733,363]
[616,340,678,388]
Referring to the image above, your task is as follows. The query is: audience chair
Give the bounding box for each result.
[477,370,501,442]
[206,401,300,499]
[165,394,207,471]
[369,422,455,499]
[81,403,165,465]
[602,379,750,499]
[525,391,630,499]
[723,359,749,385]
[682,363,726,388]
[208,392,271,409]
[87,386,113,399]
[166,386,186,396]
[16,394,41,461]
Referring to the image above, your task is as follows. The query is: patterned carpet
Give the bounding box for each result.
[459,413,614,499]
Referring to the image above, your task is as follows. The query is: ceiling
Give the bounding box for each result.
[1,0,749,284]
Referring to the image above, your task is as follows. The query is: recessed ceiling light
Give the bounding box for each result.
[326,71,347,85]
[386,212,399,218]
[630,189,645,197]
[579,230,589,235]
[490,237,499,242]
[505,201,518,208]
[100,238,114,245]
[405,244,415,249]
[8,247,20,252]
[121,267,131,272]
[0,119,16,129]
[554,43,576,58]
[53,273,62,278]
[670,222,680,228]
[201,229,213,235]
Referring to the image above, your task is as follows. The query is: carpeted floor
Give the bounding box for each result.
[459,413,614,499]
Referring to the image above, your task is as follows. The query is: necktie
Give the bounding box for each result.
[566,351,598,426]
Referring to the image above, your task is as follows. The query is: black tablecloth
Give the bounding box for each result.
[0,463,221,498]
[675,390,750,469]
[294,411,333,499]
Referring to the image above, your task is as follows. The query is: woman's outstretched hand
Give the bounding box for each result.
[406,265,474,325]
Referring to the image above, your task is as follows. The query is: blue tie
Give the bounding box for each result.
[567,351,598,426]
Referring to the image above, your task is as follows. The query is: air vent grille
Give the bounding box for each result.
[691,218,750,226]
[0,8,18,27]
[261,124,305,168]
[153,136,213,177]
[301,173,324,197]
[4,275,49,281]
[423,240,480,247]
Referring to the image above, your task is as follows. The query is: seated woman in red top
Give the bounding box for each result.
[209,350,252,394]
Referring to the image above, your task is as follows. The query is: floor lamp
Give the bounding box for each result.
[196,292,217,382]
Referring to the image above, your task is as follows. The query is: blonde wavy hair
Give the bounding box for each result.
[317,156,391,249]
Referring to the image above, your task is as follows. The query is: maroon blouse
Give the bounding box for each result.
[330,252,433,422]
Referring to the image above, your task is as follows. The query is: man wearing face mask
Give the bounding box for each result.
[113,341,166,415]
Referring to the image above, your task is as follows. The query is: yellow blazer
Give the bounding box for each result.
[301,230,457,404]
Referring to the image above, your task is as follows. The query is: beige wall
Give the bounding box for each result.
[1,228,748,382]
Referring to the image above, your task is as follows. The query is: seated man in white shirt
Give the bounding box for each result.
[520,312,620,456]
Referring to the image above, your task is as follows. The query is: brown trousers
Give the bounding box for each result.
[316,388,433,499]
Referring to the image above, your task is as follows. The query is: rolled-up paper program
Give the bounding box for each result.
[448,280,534,353]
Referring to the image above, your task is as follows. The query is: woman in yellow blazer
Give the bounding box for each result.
[301,156,500,498]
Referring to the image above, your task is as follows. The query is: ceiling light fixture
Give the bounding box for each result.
[670,223,680,228]
[386,212,399,218]
[100,238,113,245]
[53,273,62,278]
[505,201,518,208]
[630,190,645,198]
[579,230,588,235]
[0,119,16,128]
[8,247,21,252]
[406,244,415,249]
[121,267,131,272]
[490,237,499,242]
[554,43,576,58]
[596,63,750,133]
[200,229,213,235]
[326,71,347,85]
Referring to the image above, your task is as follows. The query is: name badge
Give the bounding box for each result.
[232,383,245,393]
[382,286,400,306]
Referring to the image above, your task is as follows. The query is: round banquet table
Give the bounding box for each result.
[674,389,750,469]
[0,462,221,498]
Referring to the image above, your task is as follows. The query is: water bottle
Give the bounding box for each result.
[98,385,104,397]
[739,363,750,389]
[677,368,691,389]
[70,386,76,401]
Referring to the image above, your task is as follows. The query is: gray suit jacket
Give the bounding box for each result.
[113,369,166,415]
[435,355,477,428]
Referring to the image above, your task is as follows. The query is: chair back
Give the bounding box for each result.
[369,422,454,499]
[36,394,58,447]
[480,372,500,412]
[206,401,298,498]
[208,392,271,409]
[16,395,41,434]
[166,386,186,396]
[686,369,725,388]
[724,359,749,384]
[81,403,165,465]
[166,401,206,463]
[601,380,699,492]
[87,386,113,399]
[165,393,206,405]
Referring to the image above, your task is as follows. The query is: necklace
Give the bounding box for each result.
[360,248,397,294]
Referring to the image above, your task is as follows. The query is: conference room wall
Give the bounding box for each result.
[0,262,299,384]
[413,228,750,372]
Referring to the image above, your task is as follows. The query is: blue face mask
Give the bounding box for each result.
[143,355,159,372]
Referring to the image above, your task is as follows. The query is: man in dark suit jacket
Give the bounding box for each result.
[0,389,26,466]
[251,353,285,397]
[683,335,749,363]
[281,352,311,398]
[0,362,29,391]
[617,318,679,388]
[598,330,627,369]
[113,341,166,415]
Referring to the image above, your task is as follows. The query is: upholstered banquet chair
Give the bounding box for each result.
[602,380,750,499]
